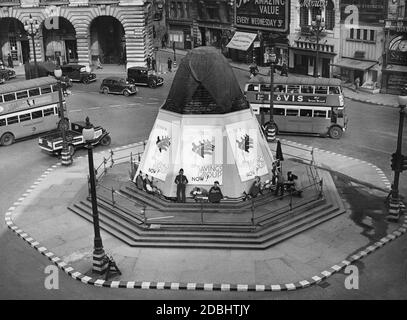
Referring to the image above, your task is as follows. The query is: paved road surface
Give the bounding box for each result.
[1,63,406,299]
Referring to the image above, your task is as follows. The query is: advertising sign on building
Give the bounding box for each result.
[234,0,289,32]
[340,0,385,25]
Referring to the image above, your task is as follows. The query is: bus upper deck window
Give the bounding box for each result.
[329,86,340,94]
[315,86,328,94]
[4,93,16,102]
[29,88,40,97]
[302,86,314,94]
[260,84,271,92]
[41,86,52,94]
[287,85,300,94]
[274,85,285,93]
[16,90,29,100]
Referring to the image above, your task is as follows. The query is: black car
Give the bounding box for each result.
[127,66,163,88]
[61,64,96,84]
[100,77,138,96]
[0,65,16,81]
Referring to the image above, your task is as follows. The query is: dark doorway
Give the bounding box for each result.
[90,16,125,65]
[322,58,330,78]
[21,40,30,64]
[294,54,308,75]
[65,40,77,63]
[200,27,206,46]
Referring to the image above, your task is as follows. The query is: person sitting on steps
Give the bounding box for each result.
[208,181,223,203]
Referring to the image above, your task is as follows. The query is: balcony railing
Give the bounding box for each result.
[295,40,334,53]
[0,0,20,5]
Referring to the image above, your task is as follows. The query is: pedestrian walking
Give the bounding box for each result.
[274,169,284,199]
[172,41,176,61]
[146,56,151,70]
[7,53,13,68]
[175,168,188,203]
[96,56,103,69]
[280,63,288,77]
[354,77,360,93]
[167,57,172,72]
[152,57,156,72]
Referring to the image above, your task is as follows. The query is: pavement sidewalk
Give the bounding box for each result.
[5,139,407,291]
[159,47,400,109]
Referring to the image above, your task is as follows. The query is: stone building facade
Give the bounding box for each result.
[0,0,154,68]
[288,0,341,78]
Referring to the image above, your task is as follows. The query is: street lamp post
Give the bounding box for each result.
[83,117,108,274]
[266,50,277,142]
[24,14,40,79]
[311,15,325,78]
[387,95,407,222]
[54,66,73,166]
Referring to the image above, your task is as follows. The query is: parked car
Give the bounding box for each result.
[39,119,111,156]
[0,65,16,81]
[100,77,138,96]
[127,66,163,88]
[61,64,96,84]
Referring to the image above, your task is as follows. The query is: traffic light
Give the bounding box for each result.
[391,153,400,171]
[402,154,407,172]
[391,153,407,172]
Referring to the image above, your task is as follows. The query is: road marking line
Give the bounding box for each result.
[89,107,102,110]
[69,109,82,113]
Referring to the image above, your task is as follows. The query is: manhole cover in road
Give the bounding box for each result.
[317,281,331,288]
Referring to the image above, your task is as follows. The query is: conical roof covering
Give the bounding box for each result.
[162,46,249,114]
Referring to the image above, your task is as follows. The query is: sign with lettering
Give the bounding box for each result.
[255,93,327,104]
[235,0,289,33]
[340,0,385,24]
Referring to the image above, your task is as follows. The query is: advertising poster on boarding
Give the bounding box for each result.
[181,126,223,185]
[136,119,178,181]
[226,120,268,182]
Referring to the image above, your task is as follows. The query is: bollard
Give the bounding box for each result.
[103,157,107,175]
[319,178,324,199]
[110,150,114,168]
[111,187,115,206]
[266,125,276,142]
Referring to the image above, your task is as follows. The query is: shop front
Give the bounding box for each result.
[290,47,336,78]
[382,20,407,95]
[331,58,378,86]
[168,22,193,50]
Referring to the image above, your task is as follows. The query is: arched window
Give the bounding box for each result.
[300,6,308,26]
[325,0,335,30]
[311,6,321,22]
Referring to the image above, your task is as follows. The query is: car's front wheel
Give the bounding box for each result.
[100,135,111,146]
[123,90,130,97]
[148,80,157,88]
[102,87,109,95]
[4,73,9,81]
[83,77,90,84]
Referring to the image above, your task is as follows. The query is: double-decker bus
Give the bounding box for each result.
[244,76,348,139]
[0,77,65,146]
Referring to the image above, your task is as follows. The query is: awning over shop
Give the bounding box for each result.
[331,58,377,71]
[226,32,257,51]
[383,64,407,73]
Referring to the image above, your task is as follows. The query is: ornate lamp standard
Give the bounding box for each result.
[82,117,108,274]
[266,50,277,142]
[54,66,73,166]
[387,95,407,222]
[311,14,325,78]
[24,14,40,79]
